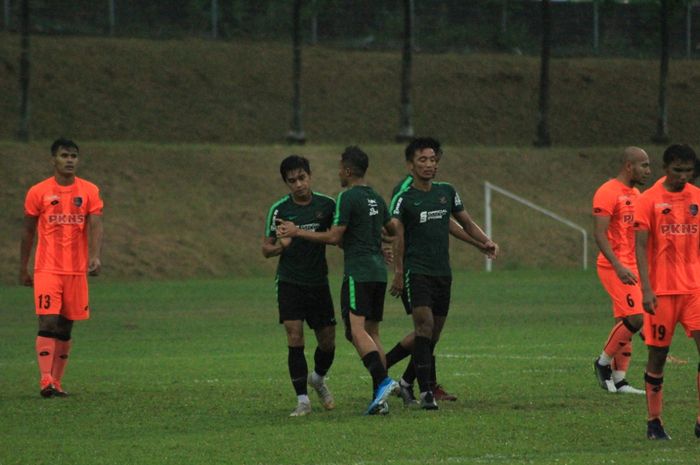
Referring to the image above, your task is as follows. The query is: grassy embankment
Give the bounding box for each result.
[0,142,673,285]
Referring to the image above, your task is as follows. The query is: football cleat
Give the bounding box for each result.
[39,376,55,398]
[52,381,69,397]
[614,380,644,395]
[308,374,335,410]
[695,421,700,439]
[593,358,616,392]
[397,381,418,406]
[289,402,312,417]
[420,391,439,410]
[368,400,390,416]
[433,384,457,401]
[365,377,398,415]
[647,419,671,440]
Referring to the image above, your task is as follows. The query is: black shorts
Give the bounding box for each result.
[403,273,452,317]
[277,281,336,330]
[340,278,386,322]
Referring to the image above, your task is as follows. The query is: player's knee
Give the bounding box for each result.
[623,315,643,332]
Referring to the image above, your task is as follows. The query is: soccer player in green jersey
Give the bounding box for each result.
[277,146,400,415]
[263,155,337,417]
[385,138,497,404]
[389,137,498,409]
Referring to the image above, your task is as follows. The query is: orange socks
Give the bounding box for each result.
[52,339,72,386]
[602,321,634,361]
[36,336,56,386]
[645,372,664,420]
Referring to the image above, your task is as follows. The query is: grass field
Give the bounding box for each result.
[2,271,698,464]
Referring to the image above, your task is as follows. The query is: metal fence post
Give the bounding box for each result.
[108,0,115,36]
[212,0,219,39]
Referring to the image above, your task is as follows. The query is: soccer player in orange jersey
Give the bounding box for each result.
[19,138,104,398]
[635,144,700,440]
[592,147,651,394]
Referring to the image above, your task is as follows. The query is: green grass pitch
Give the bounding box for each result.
[1,270,698,464]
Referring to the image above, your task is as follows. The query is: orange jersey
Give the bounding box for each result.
[592,179,640,268]
[24,176,103,275]
[634,181,700,294]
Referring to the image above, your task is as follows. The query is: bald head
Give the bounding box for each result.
[621,146,648,165]
[619,146,651,187]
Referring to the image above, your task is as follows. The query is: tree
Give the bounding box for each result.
[396,0,414,142]
[286,0,305,144]
[653,0,671,143]
[17,0,30,142]
[534,0,551,147]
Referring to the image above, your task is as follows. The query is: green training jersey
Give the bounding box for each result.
[265,192,335,286]
[333,185,389,283]
[391,181,465,277]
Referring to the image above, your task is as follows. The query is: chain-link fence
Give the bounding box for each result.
[1,1,699,57]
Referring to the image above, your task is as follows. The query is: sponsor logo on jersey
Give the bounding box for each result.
[419,209,448,223]
[299,222,321,231]
[368,199,379,216]
[439,196,447,204]
[660,223,699,235]
[623,214,633,224]
[454,193,463,206]
[48,214,85,225]
[315,211,324,219]
[73,197,83,207]
[691,204,698,216]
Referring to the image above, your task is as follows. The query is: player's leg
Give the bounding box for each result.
[386,290,414,370]
[595,267,644,393]
[412,305,437,410]
[284,319,311,416]
[34,272,64,397]
[610,314,644,393]
[51,316,74,396]
[51,274,87,396]
[429,277,457,401]
[643,296,676,440]
[278,282,311,416]
[309,323,336,410]
[692,331,700,438]
[386,331,413,369]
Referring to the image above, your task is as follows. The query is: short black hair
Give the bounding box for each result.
[404,137,442,161]
[279,155,311,182]
[51,138,79,156]
[662,144,696,166]
[341,146,369,178]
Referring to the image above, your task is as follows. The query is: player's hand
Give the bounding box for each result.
[642,289,657,315]
[88,257,101,276]
[389,273,404,297]
[381,246,393,265]
[614,264,638,285]
[482,240,499,259]
[19,270,33,287]
[275,219,298,238]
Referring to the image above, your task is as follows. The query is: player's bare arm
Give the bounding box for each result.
[448,218,488,251]
[387,218,404,297]
[261,236,291,258]
[634,229,656,314]
[276,219,345,246]
[453,210,499,259]
[87,214,103,276]
[19,215,38,286]
[593,215,637,285]
[381,226,394,265]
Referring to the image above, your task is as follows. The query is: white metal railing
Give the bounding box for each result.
[484,181,588,272]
